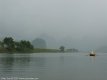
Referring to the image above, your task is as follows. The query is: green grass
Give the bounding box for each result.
[0,48,59,53]
[33,48,59,53]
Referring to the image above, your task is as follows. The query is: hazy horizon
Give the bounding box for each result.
[0,0,107,51]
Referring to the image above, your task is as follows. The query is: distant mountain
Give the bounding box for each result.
[37,34,58,49]
[32,38,47,48]
[32,34,107,51]
[96,46,107,53]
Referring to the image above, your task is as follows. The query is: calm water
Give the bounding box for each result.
[0,53,107,80]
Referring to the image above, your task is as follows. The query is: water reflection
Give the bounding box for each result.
[0,53,107,80]
[59,56,64,64]
[32,57,46,68]
[0,54,14,71]
[0,53,31,74]
[90,56,96,63]
[14,56,31,66]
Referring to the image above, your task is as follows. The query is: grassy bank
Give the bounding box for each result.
[33,48,59,53]
[0,48,59,53]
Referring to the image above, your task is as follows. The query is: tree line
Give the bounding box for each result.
[0,37,34,52]
[0,37,79,53]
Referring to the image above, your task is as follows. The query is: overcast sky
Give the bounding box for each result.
[0,0,107,50]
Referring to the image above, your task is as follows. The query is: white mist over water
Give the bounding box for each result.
[0,0,107,51]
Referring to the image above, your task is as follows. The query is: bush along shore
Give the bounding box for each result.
[0,37,79,53]
[0,37,33,53]
[0,37,59,53]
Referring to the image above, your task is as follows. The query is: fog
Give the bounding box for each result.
[0,0,107,51]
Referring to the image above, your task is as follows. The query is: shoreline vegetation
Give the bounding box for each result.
[0,48,59,53]
[0,37,79,53]
[0,48,79,53]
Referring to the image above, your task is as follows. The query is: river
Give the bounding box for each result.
[0,53,107,80]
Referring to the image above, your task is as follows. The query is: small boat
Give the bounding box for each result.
[90,53,96,56]
[89,51,96,56]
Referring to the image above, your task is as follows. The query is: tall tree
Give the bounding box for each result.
[0,41,2,47]
[0,41,1,48]
[59,46,65,52]
[15,40,33,52]
[3,37,15,51]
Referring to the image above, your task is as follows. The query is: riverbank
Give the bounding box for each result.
[0,48,79,53]
[0,48,59,53]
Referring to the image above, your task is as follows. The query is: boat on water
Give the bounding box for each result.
[89,51,96,56]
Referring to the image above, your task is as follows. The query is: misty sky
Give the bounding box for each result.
[0,0,107,51]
